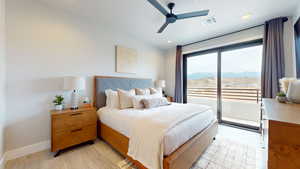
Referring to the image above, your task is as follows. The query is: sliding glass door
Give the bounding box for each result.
[221,45,262,128]
[184,40,263,130]
[186,52,218,113]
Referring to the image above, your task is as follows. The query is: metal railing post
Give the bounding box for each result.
[256,89,259,103]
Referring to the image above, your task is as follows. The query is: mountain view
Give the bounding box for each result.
[187,72,261,88]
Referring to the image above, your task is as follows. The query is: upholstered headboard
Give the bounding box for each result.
[93,76,153,109]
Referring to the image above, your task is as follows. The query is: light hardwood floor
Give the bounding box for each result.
[5,141,123,169]
[5,125,264,169]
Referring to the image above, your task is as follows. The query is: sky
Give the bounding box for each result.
[187,45,263,74]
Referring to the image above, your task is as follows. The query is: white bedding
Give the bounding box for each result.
[98,103,215,169]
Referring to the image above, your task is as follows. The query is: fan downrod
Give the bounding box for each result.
[167,3,175,12]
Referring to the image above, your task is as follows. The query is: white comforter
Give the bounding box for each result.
[98,104,214,156]
[126,103,211,169]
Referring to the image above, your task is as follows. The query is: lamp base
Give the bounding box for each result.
[71,90,80,110]
[70,106,79,110]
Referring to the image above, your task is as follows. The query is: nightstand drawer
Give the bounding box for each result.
[52,124,96,152]
[52,110,97,132]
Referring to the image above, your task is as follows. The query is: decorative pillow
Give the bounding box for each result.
[149,87,163,97]
[142,97,170,109]
[105,89,120,109]
[132,95,147,109]
[132,94,164,109]
[135,88,151,95]
[118,89,136,109]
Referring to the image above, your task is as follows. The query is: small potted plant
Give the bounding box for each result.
[53,95,64,110]
[276,92,287,103]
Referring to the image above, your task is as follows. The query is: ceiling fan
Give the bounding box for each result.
[147,0,210,33]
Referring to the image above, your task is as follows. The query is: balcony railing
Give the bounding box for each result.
[187,87,261,103]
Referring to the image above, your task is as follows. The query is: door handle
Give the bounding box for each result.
[70,112,82,116]
[71,128,82,133]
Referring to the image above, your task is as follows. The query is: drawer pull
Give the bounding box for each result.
[71,128,82,133]
[70,112,82,116]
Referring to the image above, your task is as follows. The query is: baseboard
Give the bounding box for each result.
[4,140,50,162]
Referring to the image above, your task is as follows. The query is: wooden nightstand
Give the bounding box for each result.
[167,96,173,102]
[50,107,97,157]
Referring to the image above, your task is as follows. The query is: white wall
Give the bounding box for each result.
[164,49,176,97]
[5,0,165,151]
[0,0,6,162]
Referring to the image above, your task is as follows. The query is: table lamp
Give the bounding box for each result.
[155,80,166,89]
[63,76,86,110]
[155,80,166,96]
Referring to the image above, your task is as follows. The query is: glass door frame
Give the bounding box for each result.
[183,39,263,131]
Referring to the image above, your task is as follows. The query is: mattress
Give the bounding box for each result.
[97,103,216,156]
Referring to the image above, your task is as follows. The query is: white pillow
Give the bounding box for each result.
[286,80,300,103]
[149,87,163,97]
[118,89,136,109]
[142,97,170,109]
[135,88,151,95]
[105,89,120,109]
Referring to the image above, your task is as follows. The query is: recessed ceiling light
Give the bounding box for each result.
[242,13,252,20]
[167,40,172,43]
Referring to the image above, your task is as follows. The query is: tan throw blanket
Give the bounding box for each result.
[127,103,211,169]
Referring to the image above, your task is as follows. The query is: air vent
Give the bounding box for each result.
[205,16,216,24]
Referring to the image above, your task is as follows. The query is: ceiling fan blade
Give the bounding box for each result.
[177,10,209,20]
[157,22,169,33]
[147,0,169,16]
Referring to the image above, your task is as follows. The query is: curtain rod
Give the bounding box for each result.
[183,17,288,47]
[182,24,264,47]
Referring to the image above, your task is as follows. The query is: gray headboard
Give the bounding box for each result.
[94,76,153,109]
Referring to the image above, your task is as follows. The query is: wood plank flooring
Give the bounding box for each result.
[5,141,123,169]
[5,125,265,169]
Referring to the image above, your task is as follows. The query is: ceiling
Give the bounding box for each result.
[39,0,299,51]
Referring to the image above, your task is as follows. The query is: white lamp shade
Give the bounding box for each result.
[63,76,86,91]
[155,80,166,88]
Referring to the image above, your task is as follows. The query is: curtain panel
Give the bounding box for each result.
[261,17,287,98]
[295,18,300,78]
[174,46,183,103]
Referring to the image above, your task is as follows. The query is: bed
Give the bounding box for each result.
[94,76,218,169]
